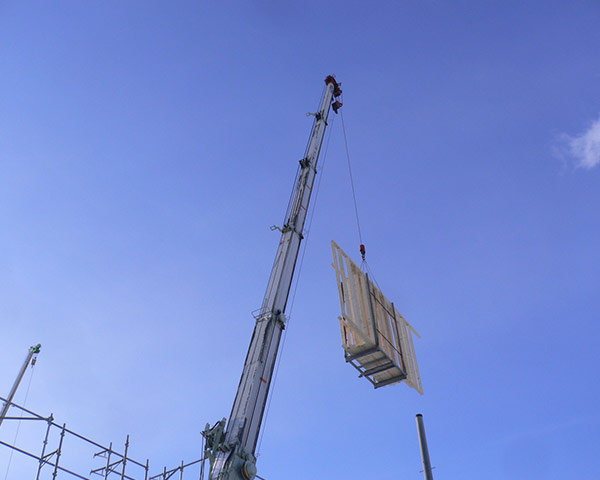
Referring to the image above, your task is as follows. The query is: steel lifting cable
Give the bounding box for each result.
[339,110,386,290]
[363,256,383,291]
[340,109,367,263]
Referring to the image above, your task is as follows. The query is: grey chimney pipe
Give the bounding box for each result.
[416,413,434,480]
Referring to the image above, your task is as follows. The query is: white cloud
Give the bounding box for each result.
[566,116,600,169]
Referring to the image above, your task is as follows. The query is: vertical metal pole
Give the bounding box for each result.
[105,442,113,480]
[0,344,41,427]
[145,459,150,480]
[179,460,184,480]
[416,414,434,480]
[121,435,130,480]
[52,423,66,480]
[36,414,53,480]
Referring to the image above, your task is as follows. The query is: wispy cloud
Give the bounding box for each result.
[563,115,600,169]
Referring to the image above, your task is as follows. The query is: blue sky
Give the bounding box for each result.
[1,1,599,479]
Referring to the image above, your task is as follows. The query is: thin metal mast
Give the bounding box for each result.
[205,76,342,480]
[0,344,41,428]
[416,414,434,480]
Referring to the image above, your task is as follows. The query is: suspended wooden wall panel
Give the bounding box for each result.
[331,240,423,394]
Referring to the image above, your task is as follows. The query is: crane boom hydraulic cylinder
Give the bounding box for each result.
[205,76,342,480]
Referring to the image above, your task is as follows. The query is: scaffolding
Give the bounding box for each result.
[0,395,206,480]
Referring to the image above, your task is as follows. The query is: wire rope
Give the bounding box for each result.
[340,109,386,289]
[363,257,383,291]
[340,109,364,247]
[256,114,335,456]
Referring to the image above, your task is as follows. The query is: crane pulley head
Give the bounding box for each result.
[325,74,342,97]
[325,74,343,113]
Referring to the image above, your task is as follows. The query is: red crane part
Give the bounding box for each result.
[325,75,343,98]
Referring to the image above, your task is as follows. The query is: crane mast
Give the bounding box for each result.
[204,76,342,480]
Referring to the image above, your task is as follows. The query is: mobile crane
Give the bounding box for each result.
[202,75,343,480]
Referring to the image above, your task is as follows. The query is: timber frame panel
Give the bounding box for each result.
[331,241,423,394]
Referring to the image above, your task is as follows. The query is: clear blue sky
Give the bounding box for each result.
[1,2,599,479]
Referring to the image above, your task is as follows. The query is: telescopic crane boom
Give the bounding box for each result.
[204,75,342,480]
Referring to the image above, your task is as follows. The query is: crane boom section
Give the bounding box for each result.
[227,82,335,452]
[207,78,339,480]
